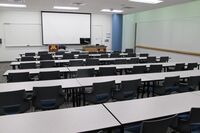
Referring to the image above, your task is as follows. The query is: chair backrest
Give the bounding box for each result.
[125,48,134,53]
[63,53,75,59]
[174,63,185,71]
[140,53,149,57]
[159,56,169,62]
[0,90,29,115]
[32,85,64,110]
[189,108,200,124]
[25,52,35,56]
[55,51,65,55]
[132,66,147,74]
[69,60,85,66]
[140,115,177,133]
[40,61,55,68]
[39,71,61,80]
[7,72,30,82]
[101,54,109,58]
[114,59,127,64]
[71,51,80,54]
[39,54,53,60]
[20,63,36,69]
[120,79,141,98]
[91,81,115,103]
[38,51,48,56]
[147,56,156,63]
[149,65,163,73]
[188,76,200,87]
[21,57,36,61]
[78,54,89,59]
[77,68,95,78]
[127,58,139,64]
[127,53,136,57]
[99,67,117,76]
[86,59,99,66]
[187,63,198,70]
[164,76,180,87]
[110,53,120,58]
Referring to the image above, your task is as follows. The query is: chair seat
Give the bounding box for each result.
[113,91,136,101]
[154,85,179,95]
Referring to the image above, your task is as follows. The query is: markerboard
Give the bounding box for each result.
[4,23,42,47]
[137,17,200,53]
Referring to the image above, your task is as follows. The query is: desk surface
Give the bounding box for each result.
[76,70,200,86]
[0,78,80,92]
[104,92,200,124]
[0,104,120,133]
[4,67,69,76]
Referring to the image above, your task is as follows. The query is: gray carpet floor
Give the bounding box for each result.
[0,62,11,83]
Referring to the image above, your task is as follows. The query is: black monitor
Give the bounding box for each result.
[80,38,91,45]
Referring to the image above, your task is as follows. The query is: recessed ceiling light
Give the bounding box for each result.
[129,0,163,4]
[53,6,79,10]
[101,9,123,13]
[0,3,26,8]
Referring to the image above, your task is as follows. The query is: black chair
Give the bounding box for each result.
[25,52,36,56]
[39,71,61,80]
[55,51,65,55]
[71,51,80,54]
[20,63,36,69]
[0,90,30,115]
[154,76,180,95]
[175,108,200,133]
[69,60,85,66]
[21,57,36,61]
[98,67,117,76]
[62,53,75,59]
[86,59,99,66]
[127,58,139,64]
[148,65,163,73]
[127,65,147,74]
[110,53,120,58]
[32,85,65,110]
[38,51,48,56]
[113,79,141,101]
[101,54,109,58]
[77,68,95,78]
[140,115,177,133]
[39,54,53,60]
[168,63,185,72]
[186,63,198,70]
[114,59,127,64]
[178,76,200,93]
[147,56,157,63]
[158,56,169,63]
[40,61,55,68]
[85,81,115,104]
[125,48,134,53]
[78,54,89,59]
[7,72,31,82]
[126,53,136,57]
[140,53,149,57]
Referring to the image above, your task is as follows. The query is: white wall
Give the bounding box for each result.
[0,11,112,62]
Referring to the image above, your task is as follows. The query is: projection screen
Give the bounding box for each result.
[41,11,91,45]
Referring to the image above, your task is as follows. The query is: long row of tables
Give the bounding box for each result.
[0,91,200,133]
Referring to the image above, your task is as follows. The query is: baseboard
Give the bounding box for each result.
[136,45,200,56]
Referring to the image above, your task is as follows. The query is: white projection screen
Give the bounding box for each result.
[41,12,91,45]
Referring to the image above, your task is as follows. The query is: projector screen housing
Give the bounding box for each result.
[41,11,91,45]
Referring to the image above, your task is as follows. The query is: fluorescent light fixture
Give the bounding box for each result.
[54,6,79,10]
[0,3,26,8]
[129,0,163,4]
[101,9,123,13]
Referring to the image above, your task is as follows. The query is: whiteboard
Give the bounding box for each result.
[4,23,42,47]
[137,17,200,53]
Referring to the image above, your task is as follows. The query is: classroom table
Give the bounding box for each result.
[10,57,148,69]
[103,92,200,125]
[0,104,120,133]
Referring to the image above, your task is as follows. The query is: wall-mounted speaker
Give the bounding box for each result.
[0,39,2,44]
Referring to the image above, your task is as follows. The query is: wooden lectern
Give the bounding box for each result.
[83,45,107,52]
